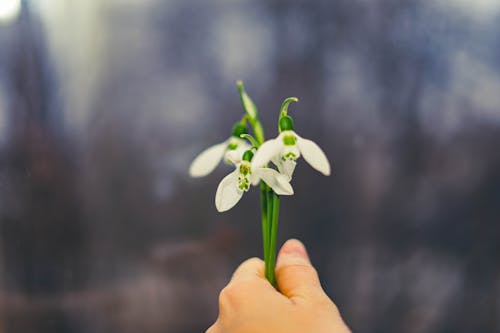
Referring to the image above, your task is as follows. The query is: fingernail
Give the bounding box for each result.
[282,239,309,261]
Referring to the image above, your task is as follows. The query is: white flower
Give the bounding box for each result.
[271,157,297,181]
[251,130,331,179]
[215,160,293,212]
[189,137,250,177]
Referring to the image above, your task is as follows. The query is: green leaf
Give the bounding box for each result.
[253,120,265,145]
[237,80,258,119]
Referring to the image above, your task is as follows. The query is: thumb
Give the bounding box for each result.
[275,239,324,300]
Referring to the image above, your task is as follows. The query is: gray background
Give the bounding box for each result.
[0,0,499,332]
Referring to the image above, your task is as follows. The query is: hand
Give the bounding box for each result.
[206,239,351,333]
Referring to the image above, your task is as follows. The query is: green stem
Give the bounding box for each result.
[260,183,268,270]
[243,104,272,282]
[240,133,260,149]
[265,187,274,282]
[280,97,299,118]
[267,192,280,286]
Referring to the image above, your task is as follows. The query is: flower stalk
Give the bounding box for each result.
[237,82,279,285]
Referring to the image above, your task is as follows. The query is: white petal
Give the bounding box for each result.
[251,173,260,186]
[215,170,244,212]
[296,135,331,176]
[224,150,242,165]
[234,140,252,160]
[224,138,251,165]
[189,140,229,177]
[254,168,294,196]
[272,158,297,181]
[236,138,251,151]
[282,160,297,179]
[251,138,283,169]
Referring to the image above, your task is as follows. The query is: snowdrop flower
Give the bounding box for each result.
[252,115,331,179]
[189,123,250,177]
[215,150,293,212]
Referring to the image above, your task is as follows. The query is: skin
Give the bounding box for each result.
[206,239,351,333]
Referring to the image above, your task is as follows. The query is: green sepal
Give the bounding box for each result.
[279,115,295,132]
[237,81,258,120]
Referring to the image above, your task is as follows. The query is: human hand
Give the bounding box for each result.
[206,239,351,333]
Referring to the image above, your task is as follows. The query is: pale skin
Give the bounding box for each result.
[206,239,351,333]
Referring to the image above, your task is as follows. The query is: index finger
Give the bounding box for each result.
[230,257,265,283]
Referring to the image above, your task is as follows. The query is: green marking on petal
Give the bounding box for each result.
[283,134,296,146]
[239,163,251,176]
[281,152,298,161]
[227,143,238,150]
[237,174,251,190]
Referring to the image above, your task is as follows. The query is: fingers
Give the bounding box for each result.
[275,239,324,300]
[218,258,269,319]
[230,257,265,283]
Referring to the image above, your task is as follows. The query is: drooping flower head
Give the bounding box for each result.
[251,98,331,179]
[189,122,250,177]
[215,150,293,212]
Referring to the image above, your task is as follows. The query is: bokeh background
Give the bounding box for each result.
[0,0,499,332]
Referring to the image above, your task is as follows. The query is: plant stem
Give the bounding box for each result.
[265,187,274,282]
[243,108,274,284]
[267,192,280,286]
[260,183,268,271]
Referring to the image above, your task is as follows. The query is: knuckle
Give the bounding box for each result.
[218,285,233,306]
[218,280,256,309]
[218,282,245,307]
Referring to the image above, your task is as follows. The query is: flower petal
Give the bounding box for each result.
[215,170,244,212]
[251,138,283,169]
[254,168,294,196]
[189,140,228,177]
[251,173,260,186]
[296,135,331,176]
[224,150,242,165]
[272,158,297,181]
[239,142,252,155]
[224,138,251,165]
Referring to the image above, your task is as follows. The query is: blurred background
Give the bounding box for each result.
[0,0,499,332]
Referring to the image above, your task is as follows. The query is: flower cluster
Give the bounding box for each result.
[189,86,331,213]
[189,82,331,286]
